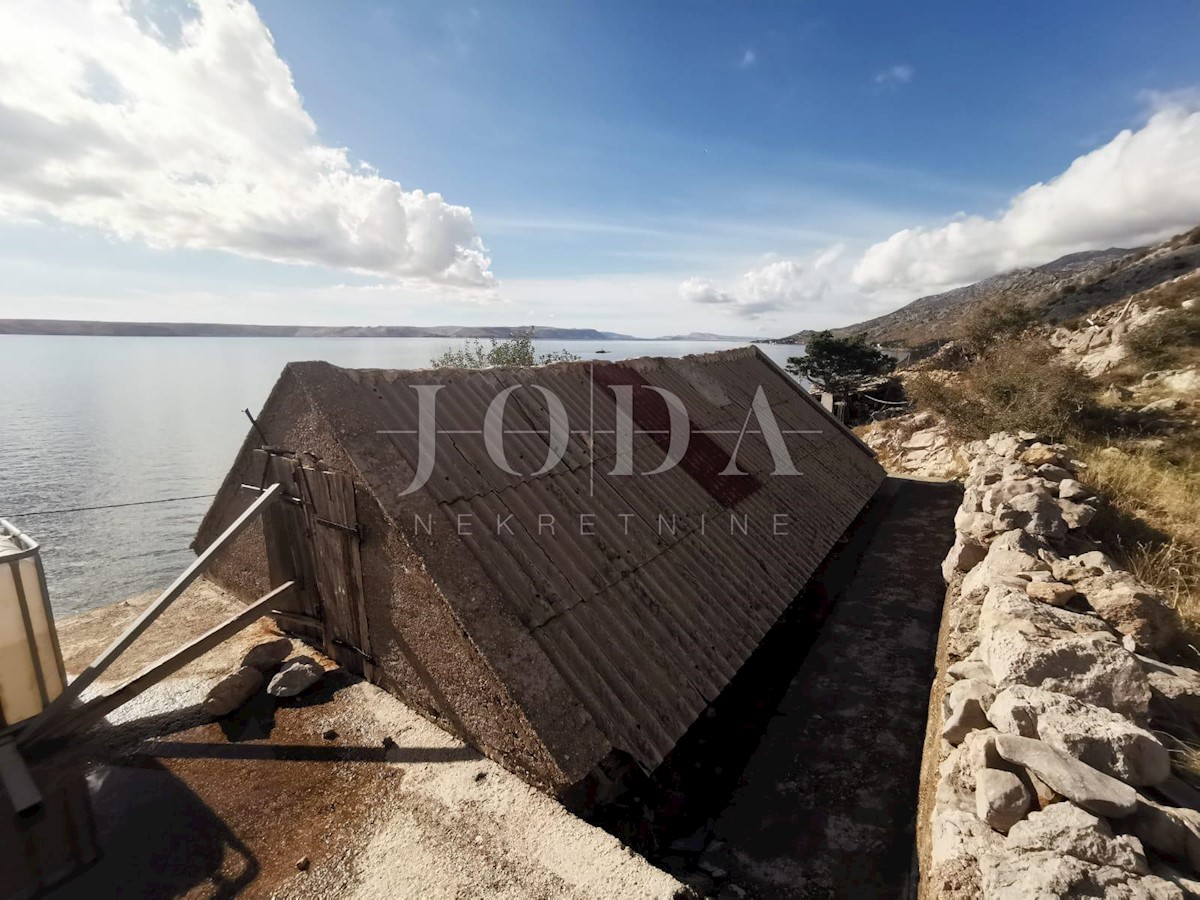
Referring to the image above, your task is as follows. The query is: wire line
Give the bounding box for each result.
[1,493,216,519]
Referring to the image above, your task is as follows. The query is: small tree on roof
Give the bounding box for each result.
[786,332,895,396]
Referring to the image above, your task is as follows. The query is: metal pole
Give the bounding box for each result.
[19,483,283,747]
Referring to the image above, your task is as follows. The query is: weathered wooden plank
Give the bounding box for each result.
[38,582,295,743]
[20,483,283,748]
[258,453,322,644]
[306,469,374,680]
[254,455,373,682]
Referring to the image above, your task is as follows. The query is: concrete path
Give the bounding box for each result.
[712,476,961,899]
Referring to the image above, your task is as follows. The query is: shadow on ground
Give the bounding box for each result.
[593,476,961,899]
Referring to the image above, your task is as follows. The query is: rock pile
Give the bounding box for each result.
[202,637,327,714]
[1050,301,1165,377]
[928,430,1200,899]
[859,411,968,480]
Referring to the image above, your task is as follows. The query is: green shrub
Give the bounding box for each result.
[907,337,1102,441]
[1125,308,1200,366]
[430,332,581,368]
[959,299,1040,358]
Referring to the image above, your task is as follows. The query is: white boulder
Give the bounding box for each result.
[987,686,1170,786]
[943,678,996,744]
[992,734,1138,818]
[203,666,264,717]
[267,655,325,698]
[975,768,1031,833]
[979,630,1151,718]
[1059,479,1095,502]
[943,534,989,582]
[1006,802,1148,873]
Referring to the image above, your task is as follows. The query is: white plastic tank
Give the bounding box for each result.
[0,519,66,730]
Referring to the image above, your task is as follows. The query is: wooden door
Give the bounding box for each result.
[256,451,377,681]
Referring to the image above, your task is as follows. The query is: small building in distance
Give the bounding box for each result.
[194,347,885,798]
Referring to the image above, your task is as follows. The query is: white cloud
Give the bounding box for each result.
[874,64,914,87]
[853,102,1200,297]
[0,0,495,288]
[739,49,757,68]
[679,246,845,318]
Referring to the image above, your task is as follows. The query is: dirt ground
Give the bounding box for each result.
[33,581,683,900]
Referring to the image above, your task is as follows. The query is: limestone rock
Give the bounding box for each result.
[995,491,1068,540]
[1160,368,1200,394]
[987,432,1023,458]
[1059,479,1095,502]
[1037,464,1072,483]
[1026,769,1062,809]
[944,534,989,582]
[980,847,1184,899]
[1152,860,1200,898]
[1006,802,1148,873]
[982,479,1044,514]
[943,678,996,744]
[948,659,995,684]
[929,856,982,900]
[976,768,1031,833]
[267,655,325,698]
[1073,550,1118,574]
[1050,559,1105,583]
[1021,444,1066,467]
[1058,499,1098,531]
[993,734,1138,818]
[1144,661,1200,730]
[241,637,294,671]
[978,849,1090,898]
[979,630,1151,718]
[1026,581,1078,606]
[903,428,941,450]
[204,666,264,717]
[1076,573,1180,656]
[962,530,1053,600]
[977,584,1112,641]
[955,509,999,542]
[932,807,1003,867]
[987,686,1170,786]
[1141,397,1185,414]
[1129,797,1200,874]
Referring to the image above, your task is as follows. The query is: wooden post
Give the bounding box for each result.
[33,581,295,743]
[19,484,283,747]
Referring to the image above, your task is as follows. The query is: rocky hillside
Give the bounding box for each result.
[784,225,1200,347]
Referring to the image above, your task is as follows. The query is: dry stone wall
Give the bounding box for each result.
[926,431,1200,899]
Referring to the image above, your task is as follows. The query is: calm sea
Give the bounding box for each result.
[0,336,805,616]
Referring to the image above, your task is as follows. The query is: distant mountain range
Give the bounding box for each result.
[779,225,1200,346]
[777,247,1145,347]
[653,331,768,341]
[0,319,767,343]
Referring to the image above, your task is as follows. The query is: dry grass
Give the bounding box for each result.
[906,337,1104,442]
[1158,734,1200,787]
[1079,444,1200,637]
[1125,307,1200,367]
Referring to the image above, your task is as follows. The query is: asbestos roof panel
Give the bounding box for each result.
[312,347,885,773]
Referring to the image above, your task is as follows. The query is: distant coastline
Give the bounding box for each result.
[0,319,769,342]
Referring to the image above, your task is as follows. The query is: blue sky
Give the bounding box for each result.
[1,0,1199,335]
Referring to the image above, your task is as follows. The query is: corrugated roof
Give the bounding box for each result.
[291,346,885,773]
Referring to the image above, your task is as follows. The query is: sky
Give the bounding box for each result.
[1,0,1199,337]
